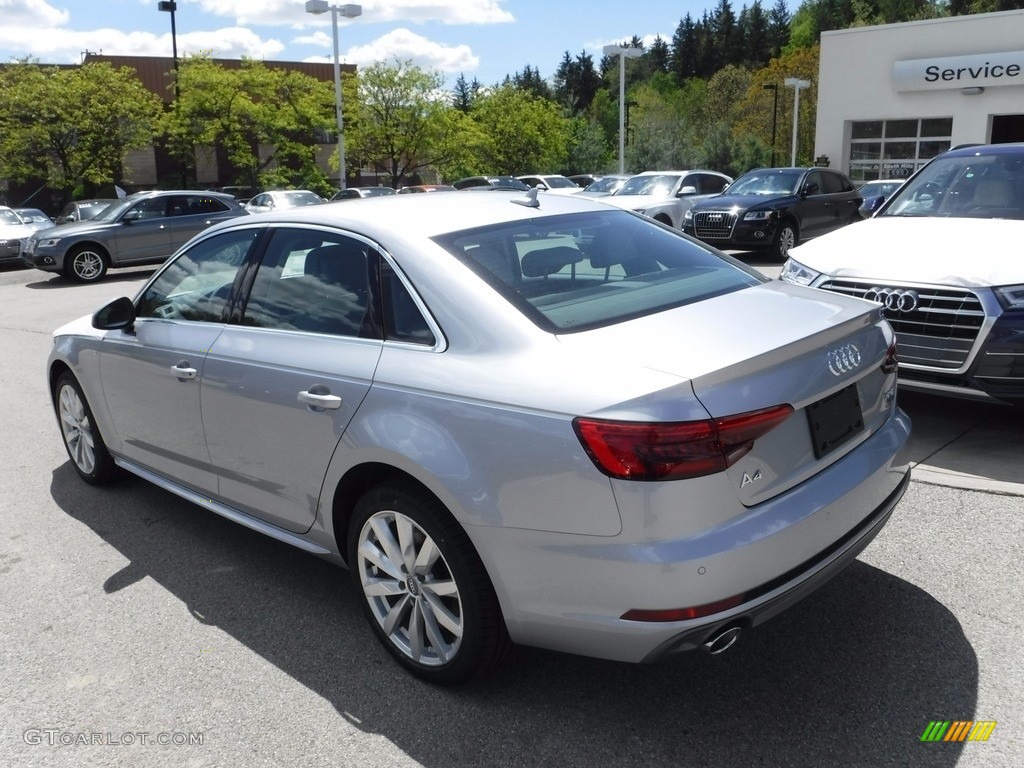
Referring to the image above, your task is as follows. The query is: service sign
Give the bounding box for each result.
[893,50,1024,92]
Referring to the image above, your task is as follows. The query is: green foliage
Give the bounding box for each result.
[348,59,453,186]
[162,55,334,191]
[0,60,161,193]
[470,85,570,174]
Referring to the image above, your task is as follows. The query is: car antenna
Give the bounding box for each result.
[512,188,540,208]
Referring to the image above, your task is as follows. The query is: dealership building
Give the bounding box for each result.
[815,9,1024,184]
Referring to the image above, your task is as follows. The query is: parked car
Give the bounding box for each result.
[780,142,1024,405]
[55,198,118,225]
[48,191,910,684]
[516,174,582,195]
[398,184,457,194]
[13,207,55,226]
[602,170,733,229]
[330,186,397,201]
[452,175,531,191]
[209,185,260,204]
[568,174,599,188]
[23,190,248,282]
[245,190,326,214]
[683,167,862,261]
[0,206,53,266]
[857,179,905,218]
[576,173,631,198]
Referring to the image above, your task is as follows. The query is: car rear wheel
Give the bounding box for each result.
[55,372,117,485]
[770,221,798,261]
[65,245,109,282]
[348,481,511,685]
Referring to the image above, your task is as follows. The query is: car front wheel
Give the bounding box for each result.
[348,481,510,685]
[55,372,117,484]
[65,245,109,282]
[770,221,798,261]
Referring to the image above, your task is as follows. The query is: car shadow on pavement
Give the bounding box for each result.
[51,464,975,768]
[23,268,156,290]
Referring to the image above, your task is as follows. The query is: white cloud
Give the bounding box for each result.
[308,28,478,75]
[196,0,514,27]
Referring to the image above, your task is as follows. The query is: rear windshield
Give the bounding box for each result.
[432,210,762,333]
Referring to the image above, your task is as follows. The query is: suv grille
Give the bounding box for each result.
[819,280,985,370]
[693,211,738,240]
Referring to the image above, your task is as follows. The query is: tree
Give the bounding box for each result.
[163,56,335,193]
[0,60,161,199]
[470,84,569,174]
[452,73,474,113]
[554,51,602,115]
[350,59,458,187]
[512,65,552,100]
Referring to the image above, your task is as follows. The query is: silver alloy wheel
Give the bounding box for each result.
[356,509,464,666]
[777,225,796,258]
[72,249,105,280]
[59,384,96,475]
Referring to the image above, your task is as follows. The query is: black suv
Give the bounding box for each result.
[682,167,862,260]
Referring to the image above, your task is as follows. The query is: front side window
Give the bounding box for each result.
[136,229,259,321]
[242,229,378,338]
[433,210,762,333]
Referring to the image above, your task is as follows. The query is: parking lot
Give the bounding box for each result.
[1,261,1021,767]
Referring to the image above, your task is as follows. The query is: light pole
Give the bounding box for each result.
[784,77,810,167]
[158,1,187,187]
[306,1,362,190]
[762,83,778,167]
[603,44,642,175]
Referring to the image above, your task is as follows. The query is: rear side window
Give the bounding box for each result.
[242,229,378,339]
[433,210,762,333]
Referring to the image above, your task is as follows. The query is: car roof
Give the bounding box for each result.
[942,142,1024,158]
[207,187,611,247]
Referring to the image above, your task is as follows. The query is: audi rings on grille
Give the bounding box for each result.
[863,287,920,312]
[826,343,862,376]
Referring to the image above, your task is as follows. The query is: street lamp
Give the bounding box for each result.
[306,1,362,191]
[158,1,187,187]
[603,44,642,175]
[784,77,810,167]
[762,83,778,167]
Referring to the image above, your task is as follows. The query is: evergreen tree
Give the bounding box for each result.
[452,73,473,113]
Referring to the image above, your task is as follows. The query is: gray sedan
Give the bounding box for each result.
[47,190,911,684]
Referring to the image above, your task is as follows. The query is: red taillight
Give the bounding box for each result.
[573,404,794,481]
[881,340,899,374]
[621,594,745,622]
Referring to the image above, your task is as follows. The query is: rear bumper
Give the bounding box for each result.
[471,408,912,663]
[640,469,908,662]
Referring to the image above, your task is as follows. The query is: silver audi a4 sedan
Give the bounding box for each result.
[48,190,912,684]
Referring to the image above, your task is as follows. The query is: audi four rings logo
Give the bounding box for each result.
[827,343,862,376]
[864,287,920,312]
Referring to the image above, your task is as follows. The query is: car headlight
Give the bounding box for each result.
[37,237,62,248]
[779,258,821,286]
[743,210,773,221]
[994,284,1024,310]
[683,208,694,222]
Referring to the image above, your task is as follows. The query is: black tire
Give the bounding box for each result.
[64,245,109,282]
[770,220,798,262]
[54,372,118,485]
[348,481,511,685]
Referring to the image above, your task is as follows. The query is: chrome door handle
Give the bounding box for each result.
[298,389,342,410]
[170,363,197,380]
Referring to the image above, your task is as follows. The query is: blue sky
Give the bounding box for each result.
[0,0,788,88]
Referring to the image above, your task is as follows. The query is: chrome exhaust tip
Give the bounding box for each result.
[702,625,742,655]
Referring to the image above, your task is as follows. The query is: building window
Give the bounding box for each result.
[849,118,952,183]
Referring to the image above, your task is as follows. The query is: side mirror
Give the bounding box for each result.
[677,185,698,197]
[92,296,136,332]
[859,195,885,218]
[121,209,142,223]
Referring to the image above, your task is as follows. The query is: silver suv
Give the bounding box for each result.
[24,190,248,282]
